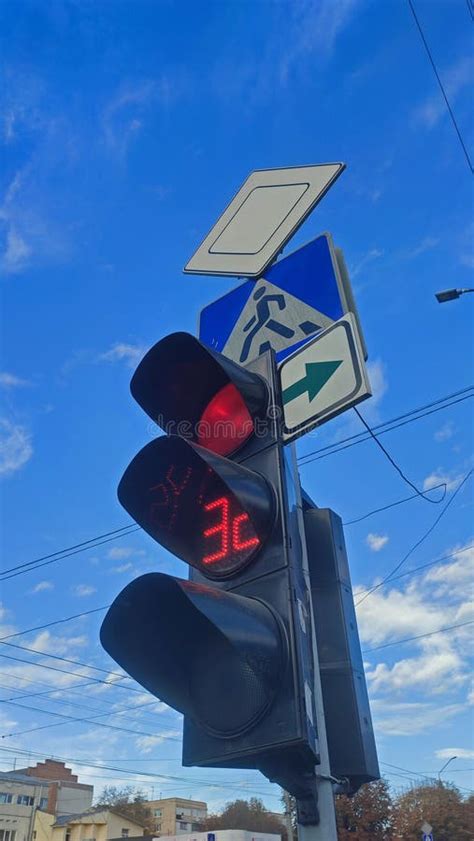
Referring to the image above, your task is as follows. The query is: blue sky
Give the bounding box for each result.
[1,0,473,812]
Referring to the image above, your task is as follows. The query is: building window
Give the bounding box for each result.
[0,794,13,804]
[39,798,48,811]
[121,830,129,838]
[0,831,17,841]
[155,825,161,832]
[16,796,34,806]
[65,831,71,841]
[153,810,162,817]
[179,823,190,830]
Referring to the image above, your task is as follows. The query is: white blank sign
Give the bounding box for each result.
[185,163,345,277]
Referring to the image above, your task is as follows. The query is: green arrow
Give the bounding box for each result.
[282,360,343,405]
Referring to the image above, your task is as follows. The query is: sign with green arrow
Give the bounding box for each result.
[279,313,371,443]
[282,360,343,405]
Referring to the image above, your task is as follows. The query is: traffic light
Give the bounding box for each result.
[100,332,319,798]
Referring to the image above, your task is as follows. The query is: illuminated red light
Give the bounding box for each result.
[202,497,230,564]
[198,383,254,456]
[232,513,260,552]
[202,495,260,568]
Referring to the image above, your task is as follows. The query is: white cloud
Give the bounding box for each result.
[30,630,88,655]
[405,236,439,259]
[414,55,473,128]
[2,227,31,273]
[423,468,464,493]
[278,0,361,83]
[350,247,384,279]
[30,580,54,594]
[107,546,143,560]
[424,543,473,598]
[0,418,33,476]
[72,584,97,597]
[135,730,181,753]
[102,79,176,159]
[434,422,454,442]
[99,343,146,368]
[436,747,474,760]
[372,699,464,736]
[366,533,389,552]
[366,649,466,695]
[111,563,133,573]
[366,359,388,408]
[0,372,30,388]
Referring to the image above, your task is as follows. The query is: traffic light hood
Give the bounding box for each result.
[100,572,286,737]
[130,332,268,456]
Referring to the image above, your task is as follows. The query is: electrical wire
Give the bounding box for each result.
[0,698,182,742]
[407,0,474,173]
[0,606,109,641]
[380,761,473,794]
[0,745,281,799]
[0,639,126,678]
[355,468,473,606]
[0,651,142,693]
[353,406,446,503]
[0,530,140,582]
[361,618,474,654]
[0,681,175,732]
[298,386,473,466]
[343,482,446,524]
[0,524,138,577]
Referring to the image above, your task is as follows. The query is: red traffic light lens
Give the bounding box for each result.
[198,383,254,456]
[118,437,274,579]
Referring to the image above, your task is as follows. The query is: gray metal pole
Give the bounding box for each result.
[288,444,338,841]
[283,791,294,841]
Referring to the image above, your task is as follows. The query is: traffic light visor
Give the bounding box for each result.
[100,573,286,737]
[118,436,275,578]
[130,332,268,456]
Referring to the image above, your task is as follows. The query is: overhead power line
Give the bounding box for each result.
[0,745,280,799]
[355,468,473,606]
[0,606,109,641]
[298,386,473,466]
[353,406,446,504]
[0,697,181,743]
[343,482,446,525]
[407,0,473,173]
[362,618,474,654]
[0,529,140,581]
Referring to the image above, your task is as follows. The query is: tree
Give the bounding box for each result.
[392,781,472,841]
[202,798,286,839]
[96,786,152,830]
[335,779,394,841]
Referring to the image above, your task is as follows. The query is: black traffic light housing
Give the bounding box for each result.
[101,333,319,798]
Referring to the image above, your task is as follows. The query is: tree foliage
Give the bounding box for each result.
[96,786,152,830]
[202,798,286,839]
[391,782,472,840]
[336,779,394,841]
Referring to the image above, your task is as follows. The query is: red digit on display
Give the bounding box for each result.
[232,512,260,552]
[202,496,229,564]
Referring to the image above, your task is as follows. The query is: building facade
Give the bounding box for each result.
[146,800,207,836]
[37,807,146,841]
[0,760,93,841]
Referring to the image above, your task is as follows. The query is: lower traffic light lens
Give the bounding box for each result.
[100,573,286,737]
[198,383,254,456]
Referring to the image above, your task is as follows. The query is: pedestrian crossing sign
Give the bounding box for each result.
[199,233,366,365]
